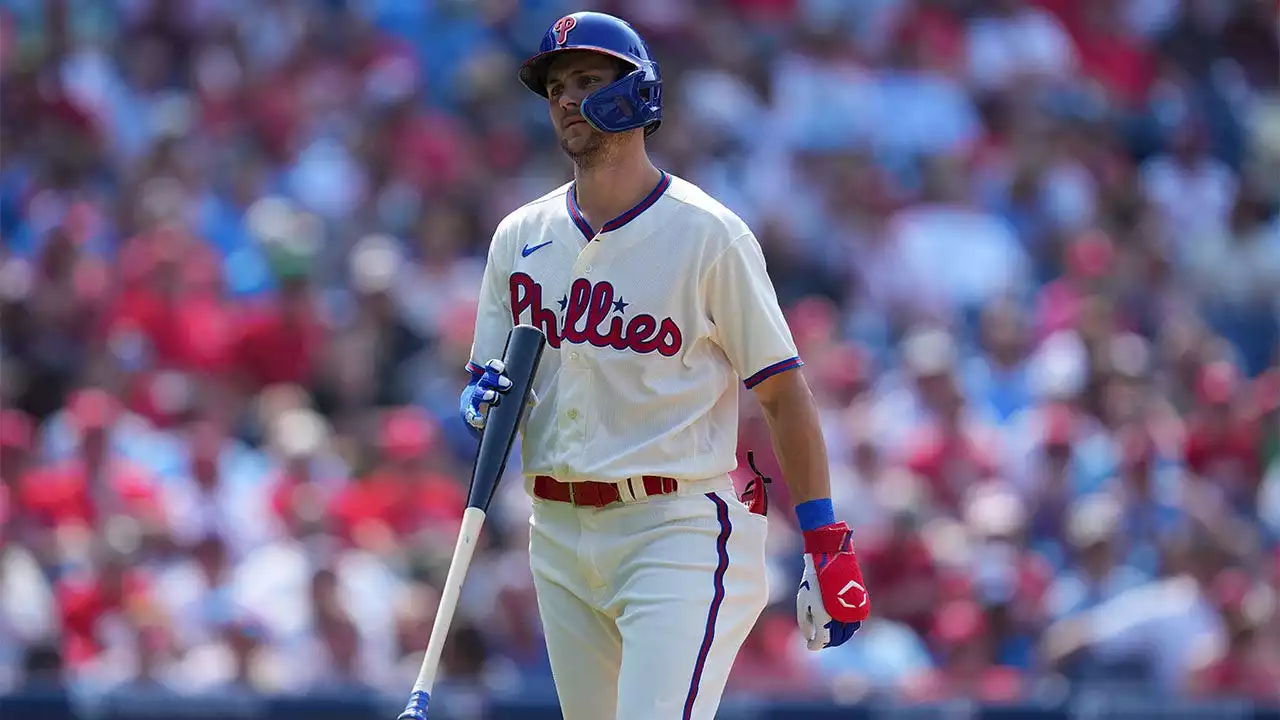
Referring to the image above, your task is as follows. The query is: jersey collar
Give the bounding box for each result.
[567,171,671,242]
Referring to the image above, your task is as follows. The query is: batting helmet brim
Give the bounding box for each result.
[518,46,641,98]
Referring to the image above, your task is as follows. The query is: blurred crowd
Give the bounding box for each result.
[2,0,1280,710]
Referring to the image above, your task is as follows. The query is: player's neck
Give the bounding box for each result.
[572,153,662,229]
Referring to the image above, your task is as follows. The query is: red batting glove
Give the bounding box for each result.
[801,521,871,624]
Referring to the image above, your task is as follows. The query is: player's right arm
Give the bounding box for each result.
[460,221,517,433]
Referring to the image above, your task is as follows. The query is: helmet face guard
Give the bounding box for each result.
[518,13,663,137]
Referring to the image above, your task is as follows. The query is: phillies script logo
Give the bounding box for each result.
[509,272,682,356]
[552,16,576,46]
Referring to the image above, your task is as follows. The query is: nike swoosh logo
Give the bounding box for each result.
[522,241,553,257]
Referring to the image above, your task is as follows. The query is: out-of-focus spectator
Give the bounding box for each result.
[857,474,940,637]
[0,409,35,546]
[328,407,464,552]
[264,402,349,541]
[0,544,57,693]
[56,544,153,679]
[727,604,827,700]
[901,598,1027,703]
[1045,494,1150,621]
[162,420,271,560]
[965,0,1080,94]
[1041,528,1229,692]
[1184,360,1266,516]
[965,296,1036,424]
[810,612,935,703]
[19,390,168,565]
[1104,425,1192,576]
[885,156,1032,322]
[231,272,326,397]
[1186,569,1280,700]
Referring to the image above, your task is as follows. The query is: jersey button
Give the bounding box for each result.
[567,409,579,420]
[583,264,594,273]
[569,351,580,361]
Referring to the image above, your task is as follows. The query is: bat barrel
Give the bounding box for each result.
[467,324,546,510]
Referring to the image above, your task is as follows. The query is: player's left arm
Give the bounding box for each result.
[706,231,870,650]
[750,370,830,504]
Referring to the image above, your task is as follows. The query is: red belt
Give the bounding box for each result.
[532,475,679,508]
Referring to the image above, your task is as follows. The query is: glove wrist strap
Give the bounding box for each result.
[802,521,850,555]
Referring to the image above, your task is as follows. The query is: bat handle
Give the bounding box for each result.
[396,690,430,720]
[405,506,487,704]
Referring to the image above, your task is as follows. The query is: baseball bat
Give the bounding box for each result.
[398,324,547,720]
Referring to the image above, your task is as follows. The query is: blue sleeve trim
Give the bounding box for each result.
[743,356,804,389]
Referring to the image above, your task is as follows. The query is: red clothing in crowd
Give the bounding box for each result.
[1189,654,1280,701]
[1184,417,1262,482]
[902,666,1026,704]
[1034,0,1155,108]
[903,423,1000,514]
[328,469,465,545]
[0,411,27,537]
[269,472,334,535]
[0,484,11,542]
[726,0,796,24]
[1073,28,1155,108]
[392,111,477,194]
[56,570,152,666]
[894,1,966,74]
[19,458,162,529]
[1184,415,1263,511]
[858,531,939,637]
[1183,362,1264,505]
[905,599,1027,702]
[105,234,235,374]
[232,304,325,389]
[107,290,233,371]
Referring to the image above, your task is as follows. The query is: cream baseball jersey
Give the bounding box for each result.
[468,171,802,483]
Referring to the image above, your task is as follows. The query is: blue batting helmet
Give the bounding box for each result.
[518,12,662,137]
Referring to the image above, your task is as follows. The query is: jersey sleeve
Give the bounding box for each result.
[467,221,515,377]
[705,232,803,389]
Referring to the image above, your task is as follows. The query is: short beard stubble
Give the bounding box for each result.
[561,128,623,170]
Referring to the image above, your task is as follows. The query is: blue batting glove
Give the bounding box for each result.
[460,359,512,433]
[397,690,429,719]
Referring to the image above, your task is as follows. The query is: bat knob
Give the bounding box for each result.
[397,690,430,719]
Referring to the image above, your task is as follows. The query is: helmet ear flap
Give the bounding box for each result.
[580,66,662,135]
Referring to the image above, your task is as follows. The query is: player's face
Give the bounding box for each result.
[545,52,622,165]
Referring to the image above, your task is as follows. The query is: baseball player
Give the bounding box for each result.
[458,12,870,720]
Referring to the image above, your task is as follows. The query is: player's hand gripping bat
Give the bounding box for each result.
[397,324,547,720]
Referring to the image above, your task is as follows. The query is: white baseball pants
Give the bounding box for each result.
[527,478,769,720]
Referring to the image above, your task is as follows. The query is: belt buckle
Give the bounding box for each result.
[608,478,641,507]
